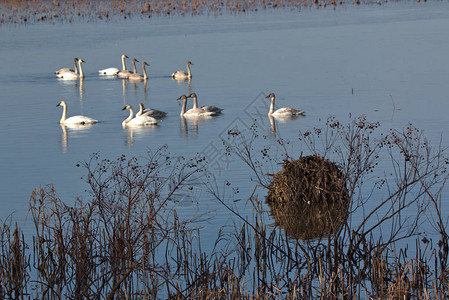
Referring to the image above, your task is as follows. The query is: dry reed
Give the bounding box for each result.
[1,116,449,298]
[0,0,410,25]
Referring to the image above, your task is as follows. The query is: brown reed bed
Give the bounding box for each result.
[0,0,418,25]
[1,116,449,298]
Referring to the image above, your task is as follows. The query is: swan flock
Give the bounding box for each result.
[55,56,306,126]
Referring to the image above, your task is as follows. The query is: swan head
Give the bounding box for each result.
[265,93,276,99]
[139,103,145,110]
[177,94,188,101]
[142,61,149,67]
[187,93,197,99]
[132,58,139,63]
[73,57,79,62]
[122,104,132,111]
[122,54,129,59]
[78,59,86,64]
[56,100,67,107]
[187,61,194,66]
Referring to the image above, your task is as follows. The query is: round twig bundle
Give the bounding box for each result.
[266,155,349,239]
[266,155,348,205]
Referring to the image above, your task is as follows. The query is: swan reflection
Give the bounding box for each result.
[269,115,276,135]
[130,79,148,98]
[124,125,157,147]
[60,123,96,153]
[122,78,148,103]
[180,115,214,137]
[122,79,127,103]
[57,77,84,100]
[268,114,304,136]
[173,77,192,93]
[98,75,117,80]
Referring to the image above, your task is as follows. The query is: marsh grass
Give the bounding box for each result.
[0,0,410,25]
[0,116,449,298]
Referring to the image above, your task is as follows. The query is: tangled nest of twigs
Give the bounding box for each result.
[266,155,350,239]
[266,155,349,205]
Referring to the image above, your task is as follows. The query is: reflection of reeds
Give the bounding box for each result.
[0,0,397,25]
[267,195,348,239]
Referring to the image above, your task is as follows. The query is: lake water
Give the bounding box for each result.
[1,1,449,240]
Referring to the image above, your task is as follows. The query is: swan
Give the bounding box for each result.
[118,58,139,79]
[122,104,159,126]
[57,59,85,80]
[177,94,217,117]
[56,100,98,124]
[266,93,305,117]
[131,58,139,74]
[55,58,78,75]
[128,61,149,81]
[117,55,132,78]
[98,54,129,75]
[188,93,222,114]
[136,103,167,119]
[172,61,193,79]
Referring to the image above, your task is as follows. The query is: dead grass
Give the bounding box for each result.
[1,117,449,298]
[0,0,409,25]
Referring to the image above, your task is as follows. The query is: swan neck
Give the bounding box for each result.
[180,99,187,116]
[122,56,127,70]
[60,104,67,123]
[187,63,191,77]
[132,61,137,73]
[269,97,275,115]
[78,61,84,78]
[74,59,79,74]
[142,64,148,79]
[193,96,198,109]
[123,108,134,126]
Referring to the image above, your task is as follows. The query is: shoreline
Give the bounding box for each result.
[0,0,430,25]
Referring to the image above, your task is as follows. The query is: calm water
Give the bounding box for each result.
[1,2,449,238]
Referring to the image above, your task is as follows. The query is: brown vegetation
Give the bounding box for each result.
[1,116,449,298]
[266,155,349,239]
[0,0,396,25]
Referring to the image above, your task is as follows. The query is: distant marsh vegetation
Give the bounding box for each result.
[0,0,419,24]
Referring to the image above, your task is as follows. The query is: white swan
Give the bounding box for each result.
[98,54,129,75]
[55,58,78,75]
[177,94,217,117]
[188,93,222,114]
[172,61,193,79]
[117,55,132,78]
[57,59,85,80]
[266,93,305,117]
[122,104,159,126]
[128,61,149,81]
[136,103,167,119]
[57,100,98,124]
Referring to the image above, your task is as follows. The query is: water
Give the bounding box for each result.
[1,2,449,239]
